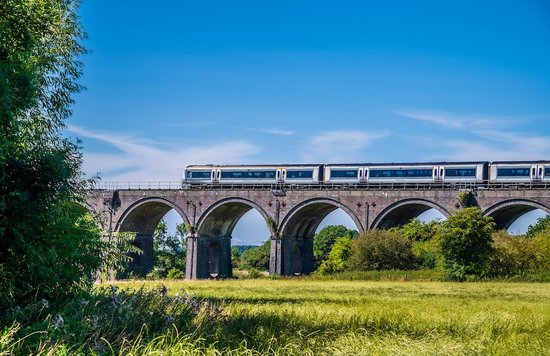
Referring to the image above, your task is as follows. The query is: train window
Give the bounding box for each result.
[545,168,550,176]
[369,169,433,178]
[189,171,211,179]
[330,169,358,178]
[220,170,276,179]
[445,168,476,177]
[497,168,530,177]
[286,170,313,179]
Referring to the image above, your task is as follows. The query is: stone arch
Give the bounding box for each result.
[483,199,550,231]
[188,198,272,279]
[280,198,364,238]
[196,197,272,238]
[275,198,363,276]
[115,197,190,277]
[371,198,450,229]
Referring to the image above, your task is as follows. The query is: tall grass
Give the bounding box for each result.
[2,279,550,354]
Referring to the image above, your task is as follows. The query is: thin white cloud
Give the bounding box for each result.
[249,127,295,136]
[396,109,522,130]
[301,130,390,163]
[68,125,259,181]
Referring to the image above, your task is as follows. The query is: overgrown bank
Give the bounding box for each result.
[2,280,550,354]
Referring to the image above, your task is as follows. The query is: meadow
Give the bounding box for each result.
[101,278,550,355]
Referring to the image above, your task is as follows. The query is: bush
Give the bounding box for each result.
[238,240,271,271]
[400,218,441,242]
[489,231,537,277]
[347,230,417,271]
[439,208,495,281]
[313,225,358,267]
[167,268,185,279]
[316,236,353,275]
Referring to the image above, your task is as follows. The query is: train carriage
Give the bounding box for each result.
[490,161,549,183]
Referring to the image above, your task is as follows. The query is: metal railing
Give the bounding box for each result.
[89,180,550,191]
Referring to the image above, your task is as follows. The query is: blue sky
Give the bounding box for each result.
[70,1,550,243]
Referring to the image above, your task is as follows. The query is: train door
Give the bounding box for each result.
[212,169,220,183]
[359,167,368,183]
[276,168,286,183]
[433,166,443,182]
[531,165,543,182]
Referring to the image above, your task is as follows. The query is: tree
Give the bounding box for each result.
[439,208,495,281]
[148,219,186,279]
[239,240,271,271]
[0,0,97,309]
[313,225,358,267]
[526,215,550,237]
[400,218,441,242]
[347,230,417,271]
[316,236,353,275]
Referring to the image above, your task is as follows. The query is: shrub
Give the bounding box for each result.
[489,231,537,277]
[347,230,417,271]
[246,268,262,279]
[439,208,495,281]
[316,236,353,275]
[313,225,358,267]
[400,218,441,242]
[167,268,185,279]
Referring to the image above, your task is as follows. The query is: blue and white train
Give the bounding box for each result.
[183,161,550,185]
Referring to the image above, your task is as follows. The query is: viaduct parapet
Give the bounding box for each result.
[85,185,550,279]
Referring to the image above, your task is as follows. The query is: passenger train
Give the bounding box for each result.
[183,161,550,185]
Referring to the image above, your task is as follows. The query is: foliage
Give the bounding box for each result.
[400,218,441,242]
[439,208,495,281]
[526,214,550,237]
[149,219,186,278]
[489,230,538,277]
[0,0,99,310]
[1,285,224,354]
[347,230,417,271]
[238,240,271,271]
[313,225,358,267]
[316,236,353,275]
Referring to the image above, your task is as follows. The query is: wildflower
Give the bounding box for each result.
[52,314,64,329]
[41,299,49,309]
[158,284,168,298]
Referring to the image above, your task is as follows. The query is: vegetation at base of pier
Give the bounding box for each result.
[2,279,550,354]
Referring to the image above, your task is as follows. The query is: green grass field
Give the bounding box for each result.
[108,278,550,355]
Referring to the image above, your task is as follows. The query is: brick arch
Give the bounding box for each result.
[116,197,190,234]
[196,197,272,238]
[115,197,189,277]
[483,199,550,230]
[371,198,450,229]
[280,198,364,239]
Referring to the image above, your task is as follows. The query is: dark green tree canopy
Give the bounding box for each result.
[1,0,98,310]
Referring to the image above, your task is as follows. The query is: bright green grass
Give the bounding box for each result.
[109,279,550,355]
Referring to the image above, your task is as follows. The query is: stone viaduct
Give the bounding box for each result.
[85,184,550,279]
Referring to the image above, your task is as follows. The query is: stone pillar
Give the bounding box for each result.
[185,234,198,279]
[269,235,283,275]
[132,233,153,276]
[186,235,232,279]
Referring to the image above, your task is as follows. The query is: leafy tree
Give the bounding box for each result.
[148,219,186,278]
[439,207,495,281]
[239,240,271,271]
[526,214,550,237]
[316,236,353,275]
[0,0,99,309]
[347,230,417,271]
[313,225,358,267]
[400,218,441,242]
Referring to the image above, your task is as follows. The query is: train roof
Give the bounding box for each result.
[186,164,323,168]
[490,160,550,164]
[324,161,489,167]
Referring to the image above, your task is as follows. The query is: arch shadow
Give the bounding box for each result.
[196,197,272,238]
[279,198,364,239]
[371,198,450,230]
[483,199,550,230]
[115,197,190,277]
